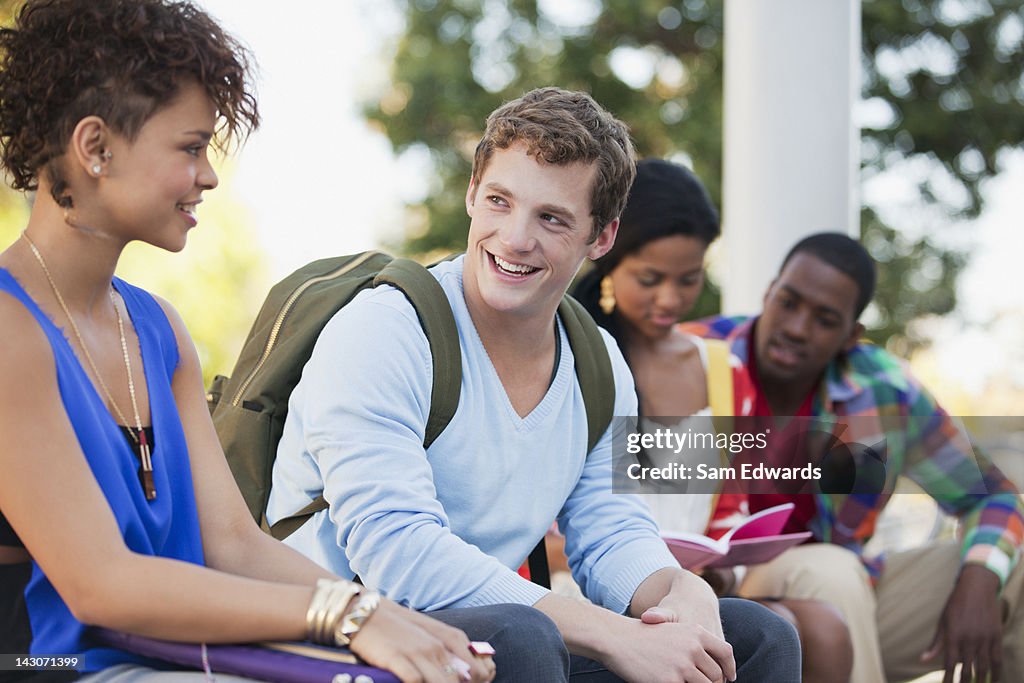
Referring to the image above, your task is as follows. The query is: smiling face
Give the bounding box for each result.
[754,252,864,388]
[90,81,219,252]
[463,143,617,325]
[609,234,707,341]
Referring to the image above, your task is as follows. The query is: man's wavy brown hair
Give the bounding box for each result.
[471,87,636,242]
[0,0,260,206]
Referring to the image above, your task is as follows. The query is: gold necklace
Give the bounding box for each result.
[22,232,156,500]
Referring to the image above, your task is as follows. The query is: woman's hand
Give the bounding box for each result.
[350,599,495,683]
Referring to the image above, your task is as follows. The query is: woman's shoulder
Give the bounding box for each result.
[115,278,174,321]
[110,279,185,341]
[666,328,708,368]
[0,273,51,356]
[114,280,187,374]
[0,287,46,335]
[0,286,59,397]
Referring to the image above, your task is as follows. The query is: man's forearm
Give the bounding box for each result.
[629,566,681,616]
[533,591,624,661]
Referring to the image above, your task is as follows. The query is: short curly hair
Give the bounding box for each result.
[472,87,636,242]
[0,0,260,206]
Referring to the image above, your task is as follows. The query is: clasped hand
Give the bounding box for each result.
[607,590,737,683]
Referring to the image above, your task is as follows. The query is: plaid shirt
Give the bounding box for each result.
[680,315,1024,586]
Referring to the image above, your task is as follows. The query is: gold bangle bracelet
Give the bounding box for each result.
[305,579,333,643]
[305,579,362,645]
[320,582,362,645]
[334,590,381,646]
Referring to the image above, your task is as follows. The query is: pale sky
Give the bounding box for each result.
[196,0,411,278]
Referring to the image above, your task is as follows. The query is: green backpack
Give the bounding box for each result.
[208,251,614,582]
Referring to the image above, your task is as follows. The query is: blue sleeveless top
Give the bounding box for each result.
[0,269,205,672]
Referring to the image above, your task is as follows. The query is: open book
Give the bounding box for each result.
[661,502,812,570]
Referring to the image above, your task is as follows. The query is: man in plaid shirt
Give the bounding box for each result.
[681,232,1024,683]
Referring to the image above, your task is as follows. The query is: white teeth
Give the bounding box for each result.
[493,254,537,275]
[177,204,195,215]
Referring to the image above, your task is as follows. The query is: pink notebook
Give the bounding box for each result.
[661,502,812,570]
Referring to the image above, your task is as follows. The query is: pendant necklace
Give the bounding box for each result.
[22,232,156,500]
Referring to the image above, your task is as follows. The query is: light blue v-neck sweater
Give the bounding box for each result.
[269,256,676,613]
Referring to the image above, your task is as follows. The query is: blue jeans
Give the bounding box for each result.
[430,603,570,682]
[567,598,801,682]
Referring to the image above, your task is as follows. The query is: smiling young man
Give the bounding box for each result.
[268,87,800,682]
[683,232,1024,683]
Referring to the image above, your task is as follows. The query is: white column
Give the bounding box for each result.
[721,0,861,314]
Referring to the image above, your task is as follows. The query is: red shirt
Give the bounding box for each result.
[744,342,818,536]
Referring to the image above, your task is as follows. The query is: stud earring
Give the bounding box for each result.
[92,164,102,175]
[599,275,616,315]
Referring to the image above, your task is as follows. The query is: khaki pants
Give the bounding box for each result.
[739,542,1024,683]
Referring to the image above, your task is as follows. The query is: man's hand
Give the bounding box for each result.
[536,578,737,683]
[921,564,1003,683]
[640,568,727,639]
[628,569,736,681]
[602,618,736,683]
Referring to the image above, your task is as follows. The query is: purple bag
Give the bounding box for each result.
[92,628,400,683]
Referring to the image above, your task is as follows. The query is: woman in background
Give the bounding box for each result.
[573,158,853,683]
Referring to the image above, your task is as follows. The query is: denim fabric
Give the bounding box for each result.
[430,603,570,682]
[567,598,801,682]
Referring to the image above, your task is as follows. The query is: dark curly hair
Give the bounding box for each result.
[472,87,636,242]
[0,0,260,207]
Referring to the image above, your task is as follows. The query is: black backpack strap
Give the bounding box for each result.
[527,540,550,589]
[374,258,463,448]
[558,295,615,453]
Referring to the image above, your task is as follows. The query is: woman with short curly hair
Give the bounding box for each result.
[0,2,508,681]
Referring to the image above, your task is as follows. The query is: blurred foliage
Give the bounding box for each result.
[862,0,1024,216]
[366,0,1024,349]
[0,192,30,245]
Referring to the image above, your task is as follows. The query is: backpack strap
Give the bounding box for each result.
[704,339,733,417]
[702,338,735,534]
[374,258,462,448]
[270,259,461,540]
[558,295,615,453]
[270,497,329,540]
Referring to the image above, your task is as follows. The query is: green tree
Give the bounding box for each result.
[366,0,1024,348]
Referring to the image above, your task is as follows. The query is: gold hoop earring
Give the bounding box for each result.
[599,276,616,315]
